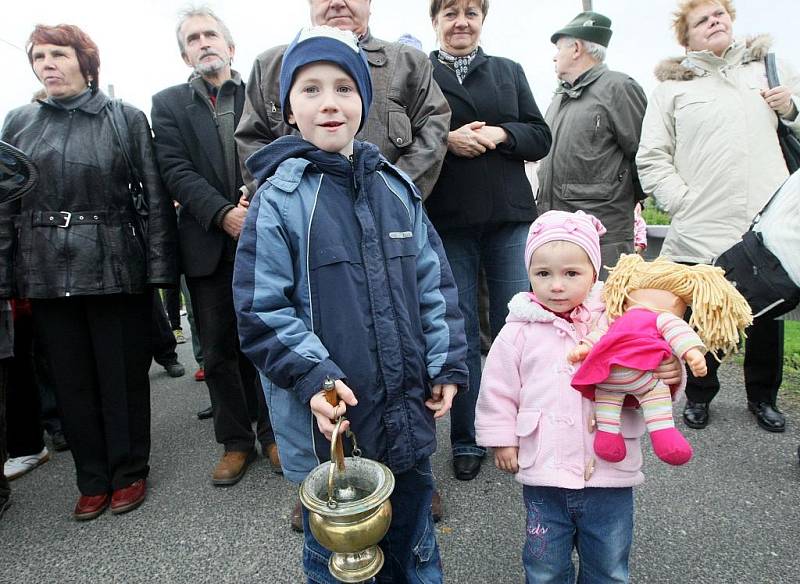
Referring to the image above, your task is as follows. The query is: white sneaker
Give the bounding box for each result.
[4,447,50,480]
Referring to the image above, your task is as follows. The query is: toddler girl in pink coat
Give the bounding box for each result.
[475,210,683,584]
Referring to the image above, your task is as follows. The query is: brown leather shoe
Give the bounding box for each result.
[110,479,147,515]
[211,450,256,486]
[73,493,110,521]
[291,499,304,533]
[431,489,443,523]
[264,443,282,474]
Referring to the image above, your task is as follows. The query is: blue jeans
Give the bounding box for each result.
[438,222,531,455]
[302,458,442,584]
[522,486,633,584]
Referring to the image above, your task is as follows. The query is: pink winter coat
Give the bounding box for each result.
[476,287,655,489]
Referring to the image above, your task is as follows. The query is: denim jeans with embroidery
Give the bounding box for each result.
[522,485,633,584]
[302,458,442,584]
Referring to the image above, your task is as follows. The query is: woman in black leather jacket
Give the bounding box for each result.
[0,24,177,520]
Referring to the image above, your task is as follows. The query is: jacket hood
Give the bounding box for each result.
[245,135,385,188]
[505,283,605,325]
[654,34,771,82]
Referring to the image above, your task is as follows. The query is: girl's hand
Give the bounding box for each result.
[474,125,508,146]
[425,384,458,419]
[494,446,519,474]
[309,379,358,441]
[652,355,682,386]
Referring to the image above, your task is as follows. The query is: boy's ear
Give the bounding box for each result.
[287,111,295,126]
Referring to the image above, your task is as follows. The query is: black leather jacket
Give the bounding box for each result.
[0,91,177,298]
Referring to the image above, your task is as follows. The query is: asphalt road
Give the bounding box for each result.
[1,337,799,583]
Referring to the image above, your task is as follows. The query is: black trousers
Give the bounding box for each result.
[685,317,784,405]
[152,289,178,366]
[163,286,182,331]
[32,294,152,495]
[0,359,10,504]
[186,259,272,452]
[6,311,45,457]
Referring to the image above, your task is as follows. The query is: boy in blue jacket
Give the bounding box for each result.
[232,26,468,583]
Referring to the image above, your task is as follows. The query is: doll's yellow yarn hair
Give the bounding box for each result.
[603,254,753,357]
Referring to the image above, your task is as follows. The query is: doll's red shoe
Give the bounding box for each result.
[650,428,693,465]
[594,430,626,462]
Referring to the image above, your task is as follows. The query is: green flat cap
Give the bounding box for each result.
[551,11,613,47]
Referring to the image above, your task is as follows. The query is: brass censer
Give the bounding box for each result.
[299,379,395,583]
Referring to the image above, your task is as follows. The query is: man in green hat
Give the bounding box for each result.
[537,11,647,278]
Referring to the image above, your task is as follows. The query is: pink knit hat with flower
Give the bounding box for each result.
[524,210,607,274]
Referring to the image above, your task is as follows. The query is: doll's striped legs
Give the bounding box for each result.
[593,390,627,462]
[640,382,693,465]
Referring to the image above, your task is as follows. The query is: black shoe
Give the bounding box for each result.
[196,405,213,420]
[291,500,304,533]
[163,361,185,378]
[431,489,443,523]
[683,401,709,429]
[453,454,482,481]
[747,401,786,433]
[51,431,70,452]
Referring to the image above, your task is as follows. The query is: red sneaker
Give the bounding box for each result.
[73,493,110,521]
[194,367,205,382]
[110,479,146,515]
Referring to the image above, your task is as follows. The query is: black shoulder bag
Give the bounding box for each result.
[765,53,800,173]
[714,179,800,320]
[105,99,149,240]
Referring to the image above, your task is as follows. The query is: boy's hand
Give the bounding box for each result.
[493,446,519,474]
[652,355,683,386]
[567,344,590,364]
[425,384,457,419]
[684,348,708,377]
[309,379,358,441]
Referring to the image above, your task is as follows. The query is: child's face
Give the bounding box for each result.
[287,62,362,157]
[528,241,595,313]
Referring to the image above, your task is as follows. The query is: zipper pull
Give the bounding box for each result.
[594,113,600,137]
[270,101,277,113]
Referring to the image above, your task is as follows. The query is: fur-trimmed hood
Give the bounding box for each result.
[654,34,771,82]
[506,282,605,327]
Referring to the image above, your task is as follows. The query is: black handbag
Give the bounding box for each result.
[714,180,800,320]
[765,53,800,173]
[105,100,149,240]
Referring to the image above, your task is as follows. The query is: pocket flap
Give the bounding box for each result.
[515,409,542,437]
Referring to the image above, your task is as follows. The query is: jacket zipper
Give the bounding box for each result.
[63,110,75,297]
[593,113,601,140]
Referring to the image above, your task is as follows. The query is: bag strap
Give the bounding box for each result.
[750,53,789,227]
[105,99,148,217]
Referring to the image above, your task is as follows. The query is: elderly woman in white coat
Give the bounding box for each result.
[636,0,800,433]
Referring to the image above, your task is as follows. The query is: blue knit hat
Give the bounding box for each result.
[280,26,373,132]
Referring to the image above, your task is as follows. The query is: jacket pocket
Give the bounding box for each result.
[388,108,412,149]
[515,409,542,468]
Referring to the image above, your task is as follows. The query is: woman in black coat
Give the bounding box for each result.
[427,0,551,481]
[0,24,177,520]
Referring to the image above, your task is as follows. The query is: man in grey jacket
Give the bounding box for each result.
[537,11,647,277]
[234,0,450,198]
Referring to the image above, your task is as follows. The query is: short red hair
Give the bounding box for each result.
[26,24,101,91]
[672,0,736,48]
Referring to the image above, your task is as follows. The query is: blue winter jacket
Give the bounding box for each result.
[233,136,468,483]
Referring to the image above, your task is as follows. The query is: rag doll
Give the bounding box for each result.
[569,254,752,465]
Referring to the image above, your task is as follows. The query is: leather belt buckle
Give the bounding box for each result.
[56,211,71,228]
